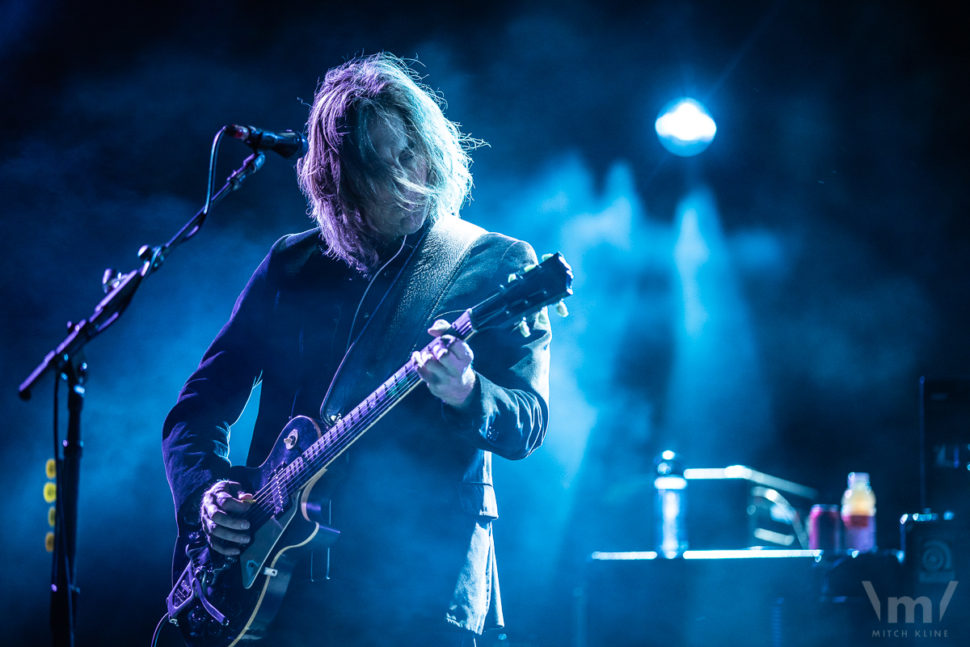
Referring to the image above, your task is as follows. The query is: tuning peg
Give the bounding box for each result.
[556,300,569,318]
[101,268,123,294]
[515,319,531,337]
[138,244,166,271]
[507,273,518,283]
[541,253,554,261]
[523,263,537,272]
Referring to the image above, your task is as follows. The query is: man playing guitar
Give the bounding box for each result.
[162,53,552,646]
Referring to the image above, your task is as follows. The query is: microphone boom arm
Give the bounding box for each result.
[18,150,264,400]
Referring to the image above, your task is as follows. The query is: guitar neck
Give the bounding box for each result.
[311,359,422,472]
[278,311,475,497]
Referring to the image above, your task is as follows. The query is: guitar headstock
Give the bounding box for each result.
[468,252,573,335]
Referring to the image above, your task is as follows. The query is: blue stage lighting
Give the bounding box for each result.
[655,98,717,157]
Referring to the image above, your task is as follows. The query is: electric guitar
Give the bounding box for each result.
[165,252,573,646]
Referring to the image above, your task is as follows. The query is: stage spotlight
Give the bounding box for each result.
[655,98,717,157]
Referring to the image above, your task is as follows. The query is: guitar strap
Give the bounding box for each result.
[318,216,486,425]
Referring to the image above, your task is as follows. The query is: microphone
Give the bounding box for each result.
[227,124,308,159]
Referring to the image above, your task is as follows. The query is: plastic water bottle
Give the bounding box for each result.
[655,450,688,557]
[841,472,876,552]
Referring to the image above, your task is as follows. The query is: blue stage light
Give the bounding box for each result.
[655,98,717,157]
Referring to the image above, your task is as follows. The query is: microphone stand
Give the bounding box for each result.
[19,146,266,647]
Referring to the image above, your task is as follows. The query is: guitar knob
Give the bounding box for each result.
[507,273,518,283]
[556,300,569,318]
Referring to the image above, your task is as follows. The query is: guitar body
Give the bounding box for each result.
[168,416,340,647]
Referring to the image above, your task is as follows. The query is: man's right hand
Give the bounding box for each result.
[200,480,254,556]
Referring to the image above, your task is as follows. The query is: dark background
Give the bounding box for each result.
[2,1,969,645]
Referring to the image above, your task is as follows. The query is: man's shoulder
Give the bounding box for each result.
[467,229,539,269]
[262,228,340,279]
[436,216,535,262]
[271,228,322,257]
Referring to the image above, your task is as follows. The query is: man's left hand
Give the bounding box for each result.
[414,319,477,409]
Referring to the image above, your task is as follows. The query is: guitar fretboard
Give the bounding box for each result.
[246,311,474,523]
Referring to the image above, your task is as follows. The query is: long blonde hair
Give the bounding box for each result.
[296,53,479,271]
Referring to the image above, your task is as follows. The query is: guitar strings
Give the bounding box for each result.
[290,313,475,479]
[241,360,422,525]
[243,321,473,520]
[240,314,475,525]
